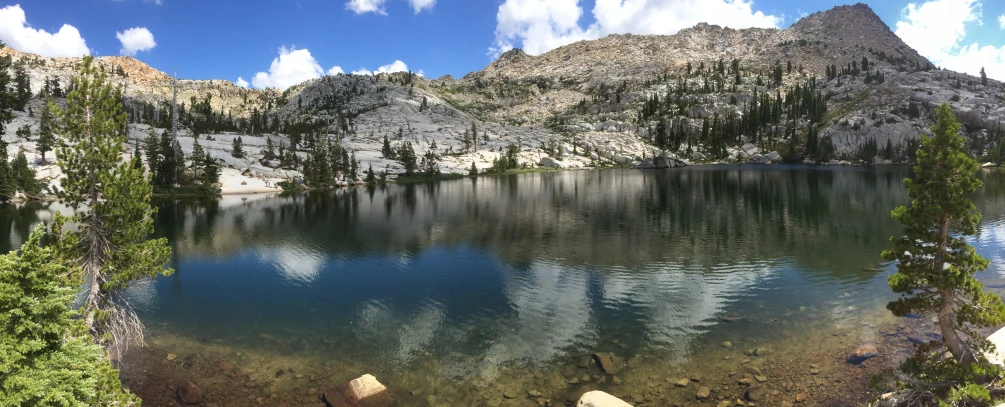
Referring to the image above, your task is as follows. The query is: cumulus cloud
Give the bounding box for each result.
[116,27,156,56]
[408,0,435,13]
[251,46,325,90]
[999,14,1004,29]
[328,66,345,75]
[351,60,410,75]
[491,0,780,57]
[895,0,1005,81]
[346,0,387,14]
[0,4,89,57]
[235,77,249,88]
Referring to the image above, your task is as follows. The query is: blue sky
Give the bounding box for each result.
[1,0,1004,89]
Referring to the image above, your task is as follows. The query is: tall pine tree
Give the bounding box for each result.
[49,56,173,355]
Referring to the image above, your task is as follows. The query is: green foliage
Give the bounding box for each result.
[883,103,1005,401]
[37,99,55,165]
[0,48,13,139]
[13,62,31,111]
[50,56,173,349]
[11,148,39,195]
[0,227,140,407]
[231,136,244,158]
[469,162,479,176]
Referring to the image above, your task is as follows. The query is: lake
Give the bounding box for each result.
[4,166,1005,406]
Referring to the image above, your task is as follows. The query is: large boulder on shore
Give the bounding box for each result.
[765,151,782,162]
[577,391,632,407]
[986,328,1005,366]
[323,374,393,407]
[747,154,769,164]
[540,156,565,169]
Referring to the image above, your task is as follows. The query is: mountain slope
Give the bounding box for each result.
[1,3,1004,194]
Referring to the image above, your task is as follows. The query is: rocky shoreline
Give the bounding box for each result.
[116,302,943,407]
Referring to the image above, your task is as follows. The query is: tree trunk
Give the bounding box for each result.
[935,214,975,363]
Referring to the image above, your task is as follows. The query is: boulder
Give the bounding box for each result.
[634,158,655,169]
[847,344,878,364]
[176,382,203,405]
[692,151,706,161]
[985,327,1005,366]
[742,143,760,155]
[323,374,393,407]
[747,154,769,164]
[696,386,711,399]
[765,151,782,162]
[576,391,632,407]
[592,352,623,375]
[539,156,564,169]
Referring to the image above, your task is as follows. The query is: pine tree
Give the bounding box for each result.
[232,136,244,158]
[202,153,220,186]
[190,139,205,181]
[265,136,275,160]
[469,161,479,176]
[0,46,13,138]
[15,124,30,140]
[11,148,37,195]
[980,67,988,86]
[0,142,13,200]
[0,227,140,406]
[13,63,30,111]
[49,56,172,352]
[36,99,55,165]
[883,103,1005,367]
[365,164,376,183]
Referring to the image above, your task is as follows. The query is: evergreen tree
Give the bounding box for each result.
[980,67,988,86]
[232,136,244,158]
[144,131,161,178]
[398,141,417,175]
[15,124,30,140]
[883,103,1005,368]
[190,139,205,181]
[0,227,140,406]
[365,163,376,183]
[13,63,30,111]
[0,45,13,139]
[50,56,172,352]
[0,142,13,200]
[469,161,479,176]
[202,153,220,186]
[265,136,275,160]
[11,148,38,195]
[36,99,55,165]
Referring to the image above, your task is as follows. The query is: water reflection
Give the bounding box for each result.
[3,166,1005,388]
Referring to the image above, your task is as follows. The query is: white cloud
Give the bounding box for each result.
[0,4,89,57]
[235,77,249,88]
[999,14,1004,29]
[346,0,387,14]
[351,60,411,75]
[408,0,435,13]
[895,0,1005,81]
[116,27,156,56]
[491,0,780,57]
[327,66,345,75]
[251,46,325,90]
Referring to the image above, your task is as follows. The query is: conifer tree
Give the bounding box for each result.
[202,153,220,186]
[13,62,31,111]
[0,142,13,200]
[883,103,1005,367]
[49,56,172,354]
[190,139,205,181]
[36,99,55,165]
[0,227,140,406]
[981,67,988,86]
[265,136,275,160]
[11,148,37,195]
[0,45,13,138]
[232,136,244,158]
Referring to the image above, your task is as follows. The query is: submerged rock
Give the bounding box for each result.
[323,374,393,407]
[576,391,632,407]
[592,352,623,375]
[696,386,711,399]
[176,381,203,405]
[745,385,765,401]
[847,344,878,364]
